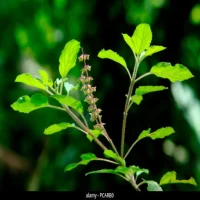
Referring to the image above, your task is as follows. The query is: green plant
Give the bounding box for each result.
[11,23,197,191]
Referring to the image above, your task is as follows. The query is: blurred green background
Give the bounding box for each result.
[1,0,200,191]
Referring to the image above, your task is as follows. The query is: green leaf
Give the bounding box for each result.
[131,23,152,55]
[114,166,131,176]
[87,129,102,142]
[138,128,151,140]
[146,181,163,191]
[159,171,197,186]
[135,168,149,178]
[131,95,143,105]
[38,69,53,87]
[104,150,126,166]
[97,49,129,76]
[138,127,175,141]
[15,73,46,90]
[144,45,166,57]
[11,93,48,113]
[64,153,97,172]
[52,94,83,114]
[44,122,75,135]
[122,33,135,55]
[131,86,167,106]
[85,169,118,176]
[64,82,79,94]
[150,62,194,82]
[59,39,81,78]
[135,86,168,96]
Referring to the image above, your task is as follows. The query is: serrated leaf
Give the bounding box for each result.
[87,129,102,142]
[144,45,166,57]
[64,153,97,172]
[59,39,81,78]
[64,82,79,94]
[104,150,126,166]
[11,93,48,113]
[38,69,53,87]
[150,62,194,82]
[131,23,152,55]
[135,86,168,96]
[85,169,117,176]
[131,95,143,105]
[15,73,46,90]
[44,122,75,135]
[97,49,129,76]
[138,127,175,141]
[159,171,197,186]
[52,94,83,114]
[146,181,163,191]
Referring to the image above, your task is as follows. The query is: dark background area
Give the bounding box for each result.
[1,0,200,191]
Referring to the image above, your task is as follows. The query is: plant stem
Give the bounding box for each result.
[137,180,146,188]
[130,175,141,191]
[63,105,107,151]
[135,72,152,83]
[123,139,139,159]
[59,78,64,94]
[120,58,139,157]
[80,113,89,129]
[48,105,66,112]
[96,158,119,165]
[73,126,88,135]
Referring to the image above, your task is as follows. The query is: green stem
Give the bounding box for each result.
[135,72,152,83]
[96,158,119,165]
[59,79,64,94]
[137,180,146,188]
[129,175,141,191]
[63,105,107,151]
[48,105,66,112]
[73,126,88,135]
[80,113,89,129]
[120,57,140,157]
[123,139,139,159]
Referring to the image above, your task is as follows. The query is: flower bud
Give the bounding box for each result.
[94,123,105,131]
[85,76,93,83]
[88,104,96,112]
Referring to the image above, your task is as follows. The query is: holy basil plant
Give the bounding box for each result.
[11,23,197,191]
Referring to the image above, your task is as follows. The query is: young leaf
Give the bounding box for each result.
[135,168,149,178]
[146,181,163,191]
[64,153,97,172]
[131,86,167,106]
[44,122,75,135]
[87,129,102,142]
[138,127,175,141]
[59,39,81,78]
[131,23,152,55]
[144,45,166,57]
[64,82,79,95]
[85,169,117,176]
[114,166,132,176]
[52,94,83,114]
[150,62,194,82]
[97,49,130,78]
[15,73,46,90]
[138,128,151,140]
[135,86,168,96]
[11,93,48,113]
[159,171,197,186]
[104,150,126,166]
[131,95,143,105]
[122,33,135,55]
[38,69,53,87]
